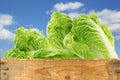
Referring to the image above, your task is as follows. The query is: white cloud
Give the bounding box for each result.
[46,2,84,15]
[0,14,13,28]
[0,28,14,40]
[53,2,84,11]
[108,24,120,32]
[97,9,120,32]
[68,12,80,18]
[0,14,14,41]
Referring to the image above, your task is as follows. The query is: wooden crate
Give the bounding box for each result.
[0,58,120,80]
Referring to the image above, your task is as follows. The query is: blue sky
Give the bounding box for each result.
[0,0,120,58]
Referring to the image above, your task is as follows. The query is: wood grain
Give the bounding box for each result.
[0,58,120,80]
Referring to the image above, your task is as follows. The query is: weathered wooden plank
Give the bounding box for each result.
[0,58,120,80]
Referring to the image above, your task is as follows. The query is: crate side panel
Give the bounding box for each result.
[1,59,111,80]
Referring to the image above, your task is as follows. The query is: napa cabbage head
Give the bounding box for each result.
[63,13,118,59]
[3,12,118,59]
[14,27,47,52]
